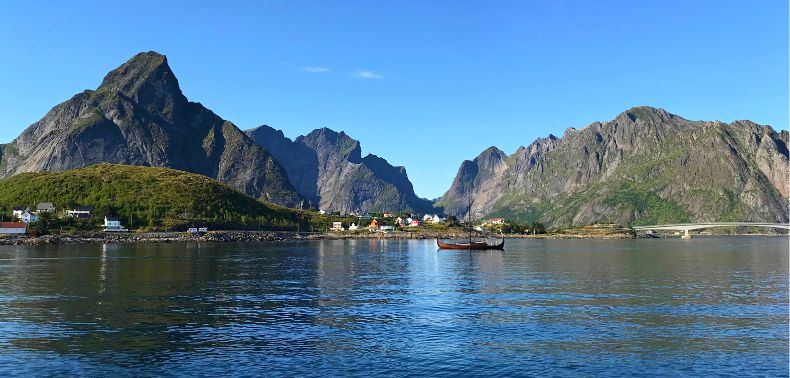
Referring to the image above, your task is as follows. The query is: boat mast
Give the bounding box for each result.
[468,194,473,244]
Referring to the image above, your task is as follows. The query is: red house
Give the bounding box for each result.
[0,222,26,235]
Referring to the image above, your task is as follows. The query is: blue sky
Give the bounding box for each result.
[1,1,787,198]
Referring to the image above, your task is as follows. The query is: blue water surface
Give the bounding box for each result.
[0,237,786,376]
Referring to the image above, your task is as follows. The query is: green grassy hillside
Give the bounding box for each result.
[0,164,311,231]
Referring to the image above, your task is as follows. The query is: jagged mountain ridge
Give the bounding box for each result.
[437,106,789,227]
[246,125,435,214]
[0,51,302,207]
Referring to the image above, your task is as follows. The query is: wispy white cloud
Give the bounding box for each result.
[353,70,383,80]
[302,66,330,73]
[282,62,331,73]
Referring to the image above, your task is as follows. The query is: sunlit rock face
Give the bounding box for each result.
[0,51,302,207]
[438,106,789,227]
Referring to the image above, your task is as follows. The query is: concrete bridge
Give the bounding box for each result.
[632,222,790,239]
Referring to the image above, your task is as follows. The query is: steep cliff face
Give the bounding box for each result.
[438,107,789,227]
[0,52,302,207]
[247,126,435,213]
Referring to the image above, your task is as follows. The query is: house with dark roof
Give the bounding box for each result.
[35,203,55,214]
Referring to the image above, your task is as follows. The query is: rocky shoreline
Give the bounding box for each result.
[2,229,782,246]
[0,231,319,246]
[0,229,647,246]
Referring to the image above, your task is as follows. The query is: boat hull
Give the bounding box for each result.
[436,238,505,250]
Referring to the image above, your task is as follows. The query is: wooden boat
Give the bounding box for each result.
[436,237,505,250]
[436,195,505,250]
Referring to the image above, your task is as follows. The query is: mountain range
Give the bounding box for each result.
[246,126,434,214]
[1,51,788,226]
[0,51,434,214]
[436,106,789,227]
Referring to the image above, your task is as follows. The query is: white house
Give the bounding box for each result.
[487,218,505,225]
[380,225,395,232]
[22,210,38,224]
[0,222,26,235]
[331,222,344,231]
[11,207,24,220]
[423,214,433,222]
[103,216,129,232]
[35,203,55,214]
[408,219,421,227]
[318,210,326,215]
[395,216,404,225]
[406,217,413,224]
[432,215,444,224]
[348,223,359,231]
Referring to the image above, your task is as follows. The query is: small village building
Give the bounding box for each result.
[432,215,444,224]
[395,217,404,225]
[35,203,55,214]
[358,214,372,221]
[349,223,359,231]
[22,210,38,224]
[408,219,422,227]
[487,218,505,225]
[380,225,395,232]
[0,222,26,235]
[103,216,129,232]
[406,217,413,224]
[331,222,344,231]
[318,210,326,215]
[67,206,94,219]
[383,212,394,218]
[423,214,433,222]
[12,207,24,220]
[368,219,381,229]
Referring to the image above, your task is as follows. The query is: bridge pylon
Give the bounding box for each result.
[681,229,691,239]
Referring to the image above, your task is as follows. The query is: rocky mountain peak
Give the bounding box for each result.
[474,147,506,169]
[98,51,186,111]
[0,51,302,207]
[439,107,788,227]
[247,125,285,141]
[517,134,560,157]
[298,127,362,162]
[247,125,435,214]
[477,146,504,156]
[615,106,675,125]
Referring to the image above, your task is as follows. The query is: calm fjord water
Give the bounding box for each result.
[0,237,787,376]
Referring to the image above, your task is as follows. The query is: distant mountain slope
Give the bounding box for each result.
[0,51,302,207]
[437,107,789,227]
[246,126,435,214]
[0,164,308,229]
